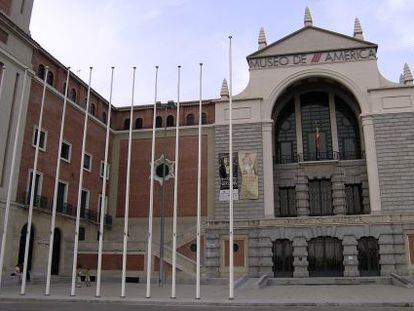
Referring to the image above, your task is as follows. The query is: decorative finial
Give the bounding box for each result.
[220,79,229,98]
[399,74,405,84]
[404,63,413,85]
[304,7,313,27]
[353,17,364,40]
[258,27,267,50]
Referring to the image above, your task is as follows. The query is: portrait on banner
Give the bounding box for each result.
[239,151,258,200]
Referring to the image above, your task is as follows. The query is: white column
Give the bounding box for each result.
[294,94,303,161]
[361,115,381,213]
[329,93,339,158]
[262,121,274,217]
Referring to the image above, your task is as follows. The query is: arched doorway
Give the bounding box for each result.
[51,228,61,275]
[357,237,380,276]
[272,239,294,277]
[308,237,343,277]
[18,224,35,271]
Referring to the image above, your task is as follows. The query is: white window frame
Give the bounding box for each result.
[81,188,90,212]
[26,169,43,198]
[32,125,47,152]
[83,152,92,172]
[57,179,69,204]
[60,140,72,163]
[98,194,108,217]
[100,160,110,180]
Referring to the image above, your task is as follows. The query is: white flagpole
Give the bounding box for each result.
[45,67,71,296]
[171,65,181,299]
[0,67,26,292]
[228,36,234,300]
[146,66,159,298]
[21,67,49,295]
[196,63,203,300]
[70,67,93,296]
[96,67,115,298]
[121,67,136,298]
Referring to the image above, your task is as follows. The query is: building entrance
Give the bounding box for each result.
[308,237,343,277]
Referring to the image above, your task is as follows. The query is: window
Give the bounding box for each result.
[100,161,110,179]
[202,112,207,125]
[102,111,107,124]
[32,127,47,151]
[60,141,71,162]
[70,88,77,102]
[277,141,294,164]
[56,181,68,213]
[135,117,143,129]
[80,189,90,218]
[357,237,380,276]
[272,239,294,277]
[78,227,85,241]
[89,103,95,116]
[277,187,296,217]
[345,184,363,215]
[275,102,296,164]
[46,71,54,86]
[167,115,174,127]
[83,153,92,172]
[124,118,130,130]
[37,64,45,79]
[156,116,162,128]
[27,170,42,202]
[186,114,194,126]
[98,194,108,221]
[309,178,333,216]
[62,82,67,95]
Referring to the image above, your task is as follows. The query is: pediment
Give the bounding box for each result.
[248,26,377,59]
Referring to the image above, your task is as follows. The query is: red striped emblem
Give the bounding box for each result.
[311,53,322,63]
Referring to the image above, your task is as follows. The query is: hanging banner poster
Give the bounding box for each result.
[239,151,258,200]
[218,152,239,201]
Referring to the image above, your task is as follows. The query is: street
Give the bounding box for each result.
[0,301,414,311]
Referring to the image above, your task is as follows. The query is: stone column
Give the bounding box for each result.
[379,234,397,276]
[204,230,220,278]
[329,93,339,159]
[296,172,310,216]
[332,168,346,215]
[361,115,382,213]
[294,94,304,161]
[393,231,409,275]
[342,235,359,277]
[262,121,275,218]
[293,236,309,277]
[248,230,273,277]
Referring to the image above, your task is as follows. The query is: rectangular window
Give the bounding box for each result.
[60,141,71,162]
[79,227,85,241]
[27,170,42,207]
[100,161,110,179]
[278,142,294,163]
[56,181,67,212]
[345,183,363,215]
[80,189,90,218]
[277,187,296,217]
[32,127,47,151]
[309,179,332,216]
[83,153,92,171]
[98,194,108,221]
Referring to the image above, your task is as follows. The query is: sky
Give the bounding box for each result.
[30,0,414,107]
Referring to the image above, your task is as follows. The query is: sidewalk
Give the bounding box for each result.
[1,281,414,307]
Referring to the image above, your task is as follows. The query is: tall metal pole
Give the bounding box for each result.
[21,67,49,295]
[70,67,93,296]
[196,63,203,299]
[159,103,167,286]
[45,67,71,296]
[228,36,234,300]
[121,67,136,298]
[0,67,27,292]
[96,67,115,298]
[146,66,159,298]
[171,66,181,299]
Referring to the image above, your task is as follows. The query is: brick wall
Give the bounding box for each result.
[0,0,11,15]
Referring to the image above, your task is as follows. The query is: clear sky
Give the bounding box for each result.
[30,0,414,107]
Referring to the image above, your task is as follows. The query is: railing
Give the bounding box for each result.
[19,192,49,210]
[276,150,365,164]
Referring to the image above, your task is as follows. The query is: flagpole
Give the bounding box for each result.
[21,67,49,295]
[146,66,159,298]
[0,67,27,292]
[96,67,115,298]
[70,67,93,296]
[228,35,234,301]
[171,65,181,299]
[45,67,71,296]
[196,63,203,300]
[121,67,136,298]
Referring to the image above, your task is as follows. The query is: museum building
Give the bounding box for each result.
[1,1,414,284]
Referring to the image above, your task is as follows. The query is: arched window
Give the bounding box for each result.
[46,71,54,86]
[124,118,130,130]
[167,115,174,127]
[275,101,296,164]
[135,117,143,129]
[186,113,194,126]
[156,116,162,128]
[37,64,45,79]
[89,103,95,116]
[308,237,344,277]
[102,111,107,124]
[70,88,77,102]
[62,82,67,94]
[202,112,207,125]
